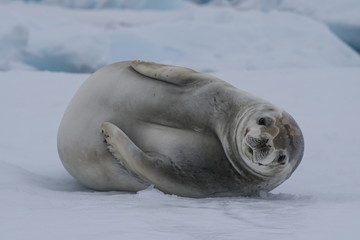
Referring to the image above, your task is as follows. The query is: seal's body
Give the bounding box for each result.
[57,61,304,197]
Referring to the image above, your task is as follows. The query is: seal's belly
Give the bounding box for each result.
[127,121,225,172]
[115,120,246,193]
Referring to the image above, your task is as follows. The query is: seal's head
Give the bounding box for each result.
[234,105,304,183]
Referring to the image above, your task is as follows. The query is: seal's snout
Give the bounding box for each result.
[241,112,296,167]
[245,134,269,149]
[244,131,281,165]
[245,133,271,162]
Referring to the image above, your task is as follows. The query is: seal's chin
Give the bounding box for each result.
[236,107,304,178]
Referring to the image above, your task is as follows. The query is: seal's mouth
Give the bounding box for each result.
[243,129,288,167]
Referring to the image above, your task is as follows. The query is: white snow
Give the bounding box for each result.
[279,0,360,54]
[6,0,194,10]
[1,1,360,72]
[1,68,360,240]
[204,0,360,53]
[1,1,360,239]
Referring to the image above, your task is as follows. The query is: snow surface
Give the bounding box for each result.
[1,1,360,72]
[1,69,360,240]
[6,0,194,10]
[200,0,360,54]
[1,1,360,239]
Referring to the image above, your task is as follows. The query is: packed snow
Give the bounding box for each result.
[1,69,359,240]
[199,0,360,54]
[1,1,360,72]
[6,0,194,10]
[1,1,360,239]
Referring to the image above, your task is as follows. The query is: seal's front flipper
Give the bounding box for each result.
[100,122,145,176]
[100,122,199,197]
[131,60,220,86]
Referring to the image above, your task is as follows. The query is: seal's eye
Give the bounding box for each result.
[257,117,273,126]
[258,118,266,125]
[277,155,286,164]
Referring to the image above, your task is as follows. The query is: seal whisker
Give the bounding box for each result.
[245,135,268,148]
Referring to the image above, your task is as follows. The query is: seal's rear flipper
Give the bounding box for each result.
[130,60,220,86]
[100,122,198,196]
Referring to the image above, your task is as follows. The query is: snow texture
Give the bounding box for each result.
[1,1,360,239]
[197,0,360,54]
[1,1,360,72]
[1,69,359,240]
[7,0,193,10]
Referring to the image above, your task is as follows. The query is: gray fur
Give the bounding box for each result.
[57,61,304,197]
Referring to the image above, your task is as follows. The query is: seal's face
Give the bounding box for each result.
[236,106,304,178]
